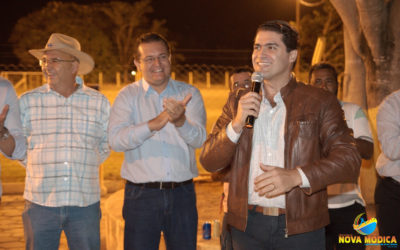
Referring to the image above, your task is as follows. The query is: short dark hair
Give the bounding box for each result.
[230,67,252,78]
[308,63,338,84]
[256,20,298,52]
[134,32,171,60]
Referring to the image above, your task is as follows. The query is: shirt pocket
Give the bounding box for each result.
[289,115,318,139]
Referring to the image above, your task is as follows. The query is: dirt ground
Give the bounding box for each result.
[195,181,223,231]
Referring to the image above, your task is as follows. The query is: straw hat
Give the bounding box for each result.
[29,33,94,75]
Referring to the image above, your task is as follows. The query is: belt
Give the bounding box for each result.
[126,179,193,189]
[383,177,400,187]
[248,205,286,216]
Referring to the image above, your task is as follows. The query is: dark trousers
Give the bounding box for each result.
[230,209,325,250]
[122,182,198,250]
[326,202,366,250]
[221,212,233,250]
[374,176,400,249]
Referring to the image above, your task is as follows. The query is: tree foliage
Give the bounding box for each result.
[93,0,168,82]
[9,2,117,82]
[299,1,344,76]
[9,0,167,83]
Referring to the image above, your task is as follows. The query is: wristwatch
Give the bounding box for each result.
[0,127,10,141]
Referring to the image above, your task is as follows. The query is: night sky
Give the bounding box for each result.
[0,0,303,65]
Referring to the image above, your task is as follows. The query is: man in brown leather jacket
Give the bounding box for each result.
[200,20,361,249]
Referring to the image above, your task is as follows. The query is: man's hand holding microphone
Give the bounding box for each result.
[232,72,263,133]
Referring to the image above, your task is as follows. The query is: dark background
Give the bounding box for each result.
[0,0,303,65]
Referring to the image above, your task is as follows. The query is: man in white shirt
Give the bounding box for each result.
[0,77,26,203]
[309,62,373,250]
[108,32,206,250]
[375,89,400,249]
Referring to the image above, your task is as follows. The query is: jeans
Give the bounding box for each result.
[230,209,325,250]
[123,182,198,250]
[22,200,101,250]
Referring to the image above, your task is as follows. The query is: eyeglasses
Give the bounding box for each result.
[141,54,169,65]
[39,58,77,66]
[233,81,251,89]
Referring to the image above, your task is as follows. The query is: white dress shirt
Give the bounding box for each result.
[226,91,309,208]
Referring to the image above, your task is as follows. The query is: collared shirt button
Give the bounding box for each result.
[64,177,68,181]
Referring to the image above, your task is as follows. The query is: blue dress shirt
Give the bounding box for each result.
[108,78,206,183]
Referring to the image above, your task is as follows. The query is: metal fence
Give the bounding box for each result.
[0,63,252,91]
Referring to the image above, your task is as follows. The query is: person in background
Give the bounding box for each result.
[212,67,252,250]
[0,77,26,203]
[200,20,361,249]
[19,33,110,250]
[108,32,206,250]
[309,62,373,250]
[229,68,252,92]
[375,89,400,249]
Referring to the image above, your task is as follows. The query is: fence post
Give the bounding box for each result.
[225,71,230,89]
[23,72,27,92]
[100,164,107,196]
[171,72,176,80]
[98,72,103,90]
[116,72,121,87]
[206,72,211,88]
[135,71,142,82]
[188,71,193,85]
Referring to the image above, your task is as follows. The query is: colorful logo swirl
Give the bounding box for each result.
[353,213,377,236]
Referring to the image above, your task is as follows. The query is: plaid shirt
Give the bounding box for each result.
[19,84,110,207]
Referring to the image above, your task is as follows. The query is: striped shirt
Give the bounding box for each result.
[19,83,110,207]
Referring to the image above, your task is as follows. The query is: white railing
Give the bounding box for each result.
[1,63,252,91]
[1,71,44,92]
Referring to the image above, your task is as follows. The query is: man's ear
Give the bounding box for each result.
[71,61,79,74]
[289,50,298,63]
[134,59,141,72]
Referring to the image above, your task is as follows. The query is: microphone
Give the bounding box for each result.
[245,72,263,128]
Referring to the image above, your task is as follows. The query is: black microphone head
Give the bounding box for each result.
[251,72,263,82]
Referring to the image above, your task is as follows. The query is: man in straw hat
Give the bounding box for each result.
[19,33,110,250]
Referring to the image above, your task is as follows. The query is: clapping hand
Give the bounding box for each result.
[0,105,9,131]
[163,93,192,127]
